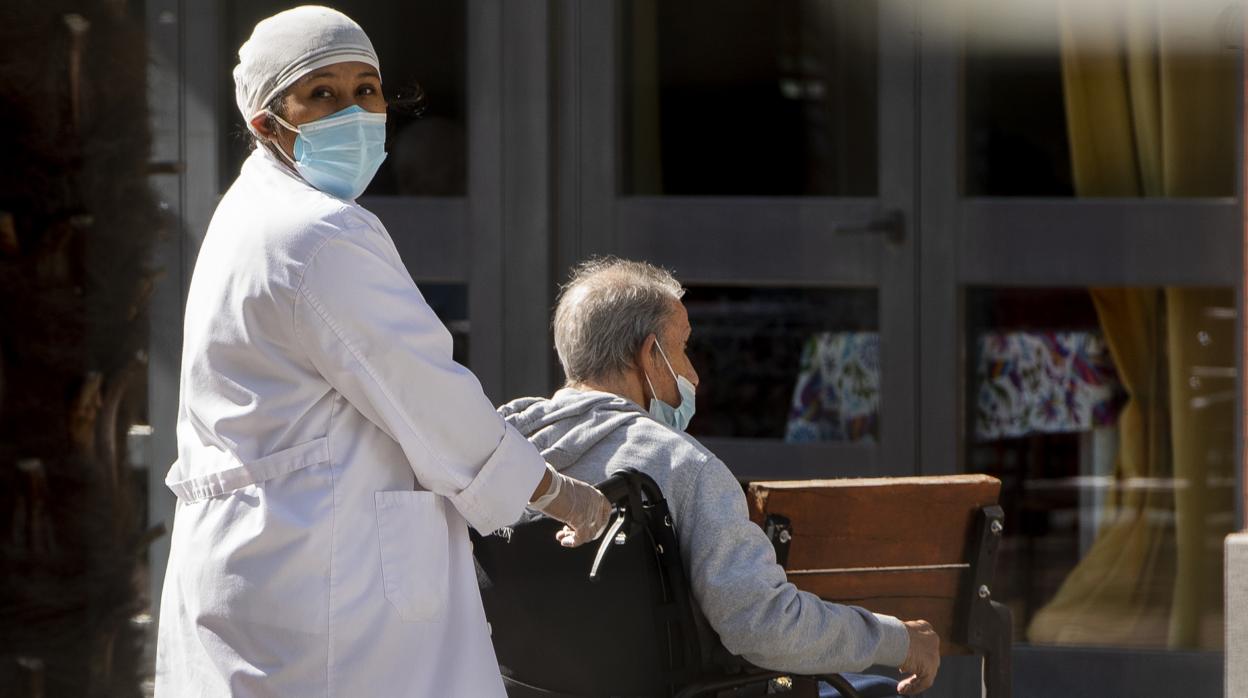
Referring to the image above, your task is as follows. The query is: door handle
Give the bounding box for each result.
[831,209,905,246]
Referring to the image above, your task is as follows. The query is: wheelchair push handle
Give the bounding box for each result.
[587,469,665,582]
[595,468,663,509]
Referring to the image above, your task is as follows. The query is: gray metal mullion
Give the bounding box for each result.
[467,0,505,400]
[917,0,964,478]
[553,0,584,286]
[146,0,222,622]
[614,198,884,286]
[145,0,182,624]
[875,0,919,477]
[181,1,223,258]
[359,198,469,282]
[960,199,1240,286]
[699,439,877,482]
[1013,644,1222,696]
[469,1,560,402]
[499,1,556,400]
[914,4,976,692]
[575,0,618,259]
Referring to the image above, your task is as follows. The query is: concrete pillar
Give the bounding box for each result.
[1227,533,1248,696]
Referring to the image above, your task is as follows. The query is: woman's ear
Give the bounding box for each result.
[249,113,277,140]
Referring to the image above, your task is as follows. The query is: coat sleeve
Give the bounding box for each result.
[675,456,911,675]
[292,225,545,533]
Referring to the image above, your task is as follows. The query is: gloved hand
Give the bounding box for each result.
[528,464,613,547]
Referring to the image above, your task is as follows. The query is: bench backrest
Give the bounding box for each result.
[746,474,1002,656]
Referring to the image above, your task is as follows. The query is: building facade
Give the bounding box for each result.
[146,1,1243,695]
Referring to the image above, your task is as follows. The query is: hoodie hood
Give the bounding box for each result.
[498,388,650,472]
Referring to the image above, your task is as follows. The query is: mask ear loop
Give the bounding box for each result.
[643,370,659,404]
[640,333,664,404]
[653,340,680,383]
[264,109,301,134]
[644,336,681,406]
[256,109,301,169]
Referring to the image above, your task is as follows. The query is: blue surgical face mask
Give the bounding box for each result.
[267,105,387,200]
[644,340,697,431]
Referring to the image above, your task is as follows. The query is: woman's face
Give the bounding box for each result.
[253,60,385,159]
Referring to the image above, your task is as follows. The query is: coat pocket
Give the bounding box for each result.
[374,490,450,622]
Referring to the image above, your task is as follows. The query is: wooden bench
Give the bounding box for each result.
[747,474,1011,698]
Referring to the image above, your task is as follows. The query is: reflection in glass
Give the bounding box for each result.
[382,114,465,197]
[622,0,877,196]
[963,0,1236,197]
[420,284,469,367]
[223,0,466,196]
[974,331,1122,441]
[681,287,877,441]
[0,5,157,686]
[967,287,1235,650]
[786,331,880,443]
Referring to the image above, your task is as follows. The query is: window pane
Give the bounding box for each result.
[0,4,157,688]
[621,0,878,196]
[683,287,878,441]
[223,1,466,196]
[963,1,1237,197]
[420,283,469,367]
[966,287,1236,650]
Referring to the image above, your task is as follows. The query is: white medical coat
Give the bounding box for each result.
[154,148,546,697]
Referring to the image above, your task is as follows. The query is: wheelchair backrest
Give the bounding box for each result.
[472,469,705,698]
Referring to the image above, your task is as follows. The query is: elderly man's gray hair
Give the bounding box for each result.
[554,257,685,384]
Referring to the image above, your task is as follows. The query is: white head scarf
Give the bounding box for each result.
[233,6,380,135]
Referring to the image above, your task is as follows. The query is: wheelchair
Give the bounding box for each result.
[471,468,882,698]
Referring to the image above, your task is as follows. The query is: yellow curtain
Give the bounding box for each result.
[1166,287,1236,647]
[1027,0,1235,649]
[1029,289,1176,646]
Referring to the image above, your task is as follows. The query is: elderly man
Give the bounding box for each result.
[498,258,941,697]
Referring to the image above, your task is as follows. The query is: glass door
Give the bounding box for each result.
[919,0,1241,694]
[562,0,920,479]
[221,0,474,367]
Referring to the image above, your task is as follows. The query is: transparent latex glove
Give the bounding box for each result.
[528,464,612,547]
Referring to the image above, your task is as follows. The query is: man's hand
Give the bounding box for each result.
[897,619,940,695]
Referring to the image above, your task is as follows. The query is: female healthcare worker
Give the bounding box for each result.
[154,7,612,696]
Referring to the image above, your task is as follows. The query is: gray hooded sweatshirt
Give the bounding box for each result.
[498,388,910,675]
